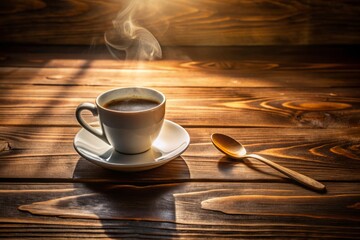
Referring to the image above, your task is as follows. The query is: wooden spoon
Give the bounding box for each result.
[211,133,326,192]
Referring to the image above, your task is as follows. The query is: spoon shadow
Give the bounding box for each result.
[217,156,283,178]
[217,155,327,193]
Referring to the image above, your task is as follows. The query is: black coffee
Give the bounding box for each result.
[104,98,160,111]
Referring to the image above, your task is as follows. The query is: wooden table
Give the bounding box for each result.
[0,45,359,239]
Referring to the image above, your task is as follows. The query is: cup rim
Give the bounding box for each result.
[96,87,166,114]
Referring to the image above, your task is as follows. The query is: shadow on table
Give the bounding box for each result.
[217,155,286,179]
[72,155,190,236]
[79,182,183,221]
[18,156,190,236]
[217,156,328,193]
[18,180,185,236]
[72,155,190,182]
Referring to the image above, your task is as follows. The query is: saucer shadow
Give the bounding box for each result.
[73,155,190,182]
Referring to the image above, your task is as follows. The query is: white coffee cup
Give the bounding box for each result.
[76,87,166,154]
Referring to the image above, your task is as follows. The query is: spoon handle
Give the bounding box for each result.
[246,154,326,191]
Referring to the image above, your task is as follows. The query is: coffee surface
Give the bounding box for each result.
[104,98,160,111]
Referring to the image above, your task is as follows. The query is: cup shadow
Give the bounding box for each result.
[18,155,190,237]
[18,181,185,234]
[78,182,183,222]
[69,155,191,235]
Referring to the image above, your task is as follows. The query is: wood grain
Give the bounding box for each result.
[2,45,360,67]
[2,66,360,88]
[0,126,359,181]
[0,0,360,46]
[0,44,359,238]
[0,182,358,238]
[0,85,358,128]
[1,45,359,88]
[201,194,359,218]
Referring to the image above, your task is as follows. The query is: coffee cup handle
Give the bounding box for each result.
[76,103,108,143]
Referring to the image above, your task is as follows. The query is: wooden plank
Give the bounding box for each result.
[0,86,359,128]
[0,182,359,238]
[1,45,360,68]
[0,46,358,239]
[1,63,360,87]
[0,0,360,46]
[0,126,359,181]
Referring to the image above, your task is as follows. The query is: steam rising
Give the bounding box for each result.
[105,0,162,61]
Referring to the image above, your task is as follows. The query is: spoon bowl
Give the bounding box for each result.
[211,133,247,158]
[211,133,326,192]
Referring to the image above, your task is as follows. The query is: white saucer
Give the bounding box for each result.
[74,120,190,172]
